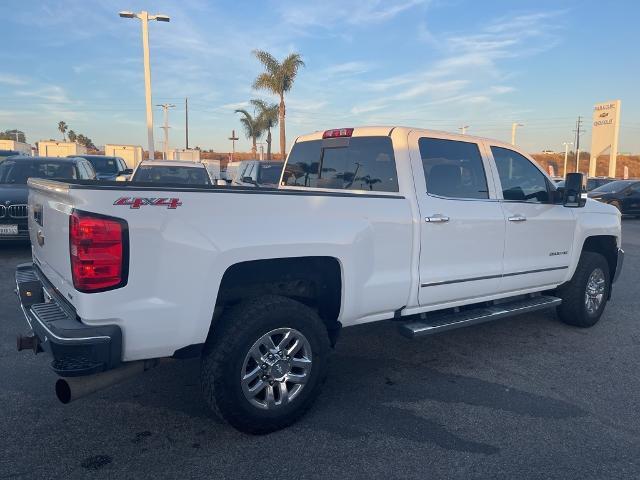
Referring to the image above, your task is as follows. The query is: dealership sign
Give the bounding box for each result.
[589,100,621,177]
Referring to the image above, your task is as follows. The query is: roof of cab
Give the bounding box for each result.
[138,160,205,168]
[5,155,84,163]
[293,126,521,152]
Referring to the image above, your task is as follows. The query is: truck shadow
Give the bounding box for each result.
[121,311,585,455]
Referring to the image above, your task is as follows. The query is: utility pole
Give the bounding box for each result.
[573,116,585,173]
[458,125,469,135]
[562,142,573,176]
[119,10,170,160]
[511,123,524,145]
[157,103,175,160]
[228,130,239,161]
[185,97,189,149]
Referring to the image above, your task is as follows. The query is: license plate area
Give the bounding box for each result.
[0,224,18,235]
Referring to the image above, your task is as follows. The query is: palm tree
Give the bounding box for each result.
[58,121,68,141]
[234,109,263,157]
[252,50,305,158]
[251,99,279,160]
[67,130,77,143]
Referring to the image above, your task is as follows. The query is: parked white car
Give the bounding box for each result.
[16,126,623,434]
[222,161,241,183]
[200,159,222,181]
[233,160,285,187]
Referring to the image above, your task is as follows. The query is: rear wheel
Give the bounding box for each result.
[201,295,330,434]
[556,251,610,328]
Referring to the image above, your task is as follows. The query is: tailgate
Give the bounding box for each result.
[28,179,76,298]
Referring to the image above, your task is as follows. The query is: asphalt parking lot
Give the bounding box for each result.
[1,220,640,480]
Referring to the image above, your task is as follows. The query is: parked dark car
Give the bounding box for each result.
[556,177,615,192]
[70,154,132,181]
[588,179,640,216]
[0,150,21,161]
[0,156,96,241]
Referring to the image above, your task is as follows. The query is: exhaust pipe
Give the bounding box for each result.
[55,358,167,404]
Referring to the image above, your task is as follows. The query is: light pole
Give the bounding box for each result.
[228,130,239,161]
[458,125,469,135]
[157,103,175,160]
[562,142,573,176]
[511,123,524,145]
[119,10,170,160]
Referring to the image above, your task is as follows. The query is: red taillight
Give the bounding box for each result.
[70,211,127,292]
[322,128,354,139]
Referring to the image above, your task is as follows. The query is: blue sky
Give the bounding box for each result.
[2,0,639,153]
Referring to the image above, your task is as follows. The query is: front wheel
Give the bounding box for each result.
[201,295,330,434]
[556,251,610,328]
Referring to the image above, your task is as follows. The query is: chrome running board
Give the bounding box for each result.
[400,295,562,338]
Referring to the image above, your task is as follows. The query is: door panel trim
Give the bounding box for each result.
[420,265,568,287]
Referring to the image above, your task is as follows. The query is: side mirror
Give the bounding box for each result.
[242,176,256,184]
[120,168,133,175]
[215,179,227,186]
[563,173,587,207]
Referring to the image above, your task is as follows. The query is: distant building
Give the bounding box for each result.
[38,141,87,157]
[104,144,144,168]
[168,148,201,161]
[0,140,32,155]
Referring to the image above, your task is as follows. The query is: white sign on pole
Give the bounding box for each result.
[589,100,621,178]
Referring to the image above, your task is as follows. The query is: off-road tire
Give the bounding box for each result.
[200,295,330,434]
[556,251,610,328]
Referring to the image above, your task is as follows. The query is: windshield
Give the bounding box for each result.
[591,181,633,194]
[0,160,76,184]
[132,165,211,185]
[84,157,119,175]
[257,162,284,185]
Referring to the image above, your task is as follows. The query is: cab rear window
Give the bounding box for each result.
[282,136,399,192]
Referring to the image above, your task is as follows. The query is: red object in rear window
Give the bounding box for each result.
[69,211,128,292]
[322,128,354,139]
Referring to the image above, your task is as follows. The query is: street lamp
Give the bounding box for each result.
[511,123,524,145]
[458,125,469,135]
[119,10,170,160]
[562,142,573,176]
[157,103,175,160]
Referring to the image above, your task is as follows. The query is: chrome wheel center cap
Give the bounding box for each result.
[269,359,290,380]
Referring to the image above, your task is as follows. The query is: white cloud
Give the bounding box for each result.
[0,74,29,86]
[324,61,373,76]
[278,0,429,28]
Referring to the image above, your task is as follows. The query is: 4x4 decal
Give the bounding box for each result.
[114,197,182,209]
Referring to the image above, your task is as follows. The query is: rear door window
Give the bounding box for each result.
[282,136,399,192]
[419,137,489,199]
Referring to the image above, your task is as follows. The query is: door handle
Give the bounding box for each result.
[425,214,450,223]
[36,229,45,246]
[508,215,527,222]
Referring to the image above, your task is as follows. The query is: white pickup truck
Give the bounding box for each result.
[15,126,623,434]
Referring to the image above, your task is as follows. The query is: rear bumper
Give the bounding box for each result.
[15,263,122,377]
[613,248,624,283]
